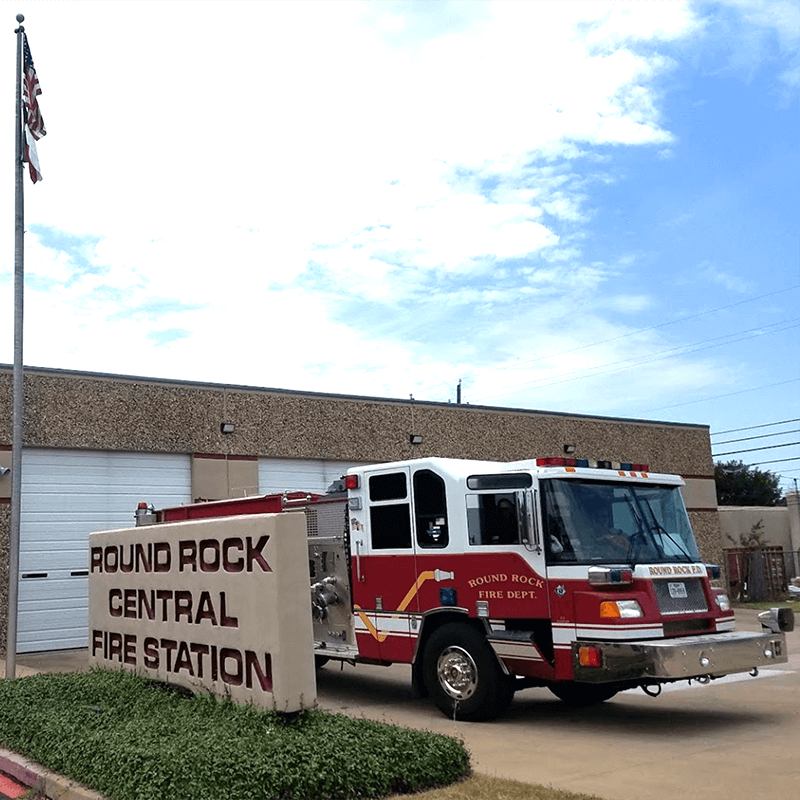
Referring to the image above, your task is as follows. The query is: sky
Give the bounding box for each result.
[2,0,798,492]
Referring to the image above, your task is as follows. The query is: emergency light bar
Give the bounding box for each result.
[535,457,649,472]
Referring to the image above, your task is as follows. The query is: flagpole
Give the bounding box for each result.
[7,12,26,681]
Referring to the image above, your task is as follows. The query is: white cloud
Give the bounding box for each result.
[697,261,757,294]
[4,0,786,433]
[602,294,653,314]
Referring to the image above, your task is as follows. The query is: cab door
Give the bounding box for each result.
[352,467,417,661]
[408,467,452,621]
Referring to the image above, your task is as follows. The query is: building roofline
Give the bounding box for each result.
[0,363,708,431]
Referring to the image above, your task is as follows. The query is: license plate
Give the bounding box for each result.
[668,581,688,599]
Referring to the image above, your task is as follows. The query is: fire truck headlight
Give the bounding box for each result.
[714,593,731,612]
[600,600,643,619]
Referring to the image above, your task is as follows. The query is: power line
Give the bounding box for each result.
[472,318,800,404]
[712,428,800,446]
[713,442,800,457]
[476,318,800,403]
[646,377,800,412]
[731,457,800,467]
[711,418,800,436]
[416,283,800,401]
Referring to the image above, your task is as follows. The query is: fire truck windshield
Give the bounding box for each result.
[541,479,701,566]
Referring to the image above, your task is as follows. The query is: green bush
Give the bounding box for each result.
[0,670,469,800]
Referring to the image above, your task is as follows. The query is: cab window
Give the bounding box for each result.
[413,470,448,548]
[466,492,523,545]
[369,472,411,549]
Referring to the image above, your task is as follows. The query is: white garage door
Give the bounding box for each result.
[17,449,191,653]
[259,458,367,495]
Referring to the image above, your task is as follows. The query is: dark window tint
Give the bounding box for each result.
[414,470,448,548]
[466,493,522,545]
[369,472,407,501]
[370,504,412,549]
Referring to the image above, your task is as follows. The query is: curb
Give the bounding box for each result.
[0,749,106,800]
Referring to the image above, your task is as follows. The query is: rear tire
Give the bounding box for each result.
[314,656,330,669]
[548,682,619,706]
[422,623,514,722]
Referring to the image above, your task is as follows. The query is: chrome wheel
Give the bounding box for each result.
[423,623,515,721]
[437,645,478,700]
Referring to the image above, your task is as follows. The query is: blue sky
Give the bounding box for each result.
[2,0,798,491]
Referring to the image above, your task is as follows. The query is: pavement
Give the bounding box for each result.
[0,606,796,800]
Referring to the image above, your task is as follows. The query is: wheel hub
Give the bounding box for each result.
[437,645,478,700]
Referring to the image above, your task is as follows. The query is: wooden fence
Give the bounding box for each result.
[725,547,800,602]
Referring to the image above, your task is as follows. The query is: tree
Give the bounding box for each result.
[714,460,784,506]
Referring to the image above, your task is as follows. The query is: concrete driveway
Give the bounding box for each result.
[314,608,799,800]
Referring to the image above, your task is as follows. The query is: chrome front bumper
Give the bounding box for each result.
[573,630,789,684]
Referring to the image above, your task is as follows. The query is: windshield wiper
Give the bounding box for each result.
[641,498,692,562]
[624,496,647,567]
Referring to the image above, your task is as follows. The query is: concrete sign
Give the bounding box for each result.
[88,511,316,713]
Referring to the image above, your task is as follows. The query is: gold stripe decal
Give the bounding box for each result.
[355,569,453,642]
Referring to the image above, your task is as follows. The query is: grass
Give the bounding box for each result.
[0,669,470,800]
[413,774,605,800]
[0,669,607,800]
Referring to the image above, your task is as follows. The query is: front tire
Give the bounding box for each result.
[422,623,514,722]
[548,682,619,706]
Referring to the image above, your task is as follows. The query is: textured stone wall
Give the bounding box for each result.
[0,368,714,475]
[689,510,724,569]
[0,366,718,654]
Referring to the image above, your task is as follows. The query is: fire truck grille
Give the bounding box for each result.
[653,578,708,615]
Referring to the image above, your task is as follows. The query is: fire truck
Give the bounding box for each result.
[136,456,794,721]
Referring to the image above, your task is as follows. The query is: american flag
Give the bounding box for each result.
[22,33,46,183]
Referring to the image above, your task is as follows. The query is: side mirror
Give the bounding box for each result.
[759,607,795,633]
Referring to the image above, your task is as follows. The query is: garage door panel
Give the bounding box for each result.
[23,484,188,502]
[17,449,190,652]
[19,576,88,603]
[18,619,87,651]
[20,550,89,571]
[258,458,367,495]
[19,632,88,652]
[23,460,187,483]
[23,510,138,528]
[19,529,124,549]
[19,576,89,650]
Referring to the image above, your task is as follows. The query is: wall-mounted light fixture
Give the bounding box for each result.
[220,422,235,434]
[0,467,10,476]
[409,433,424,445]
[563,444,576,454]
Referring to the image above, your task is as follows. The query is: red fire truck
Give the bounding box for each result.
[137,456,793,721]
